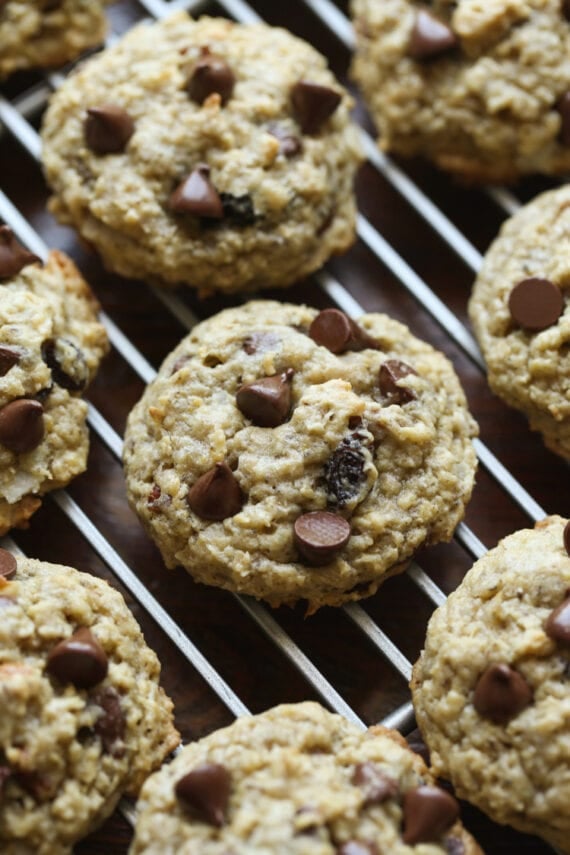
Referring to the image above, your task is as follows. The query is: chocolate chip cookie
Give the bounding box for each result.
[0,230,108,534]
[468,185,570,458]
[129,701,483,854]
[411,515,570,853]
[351,0,570,182]
[122,301,478,612]
[0,0,110,80]
[41,13,363,295]
[0,549,179,854]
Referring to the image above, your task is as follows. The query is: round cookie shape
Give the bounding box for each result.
[350,0,570,182]
[0,0,110,80]
[40,13,363,295]
[468,185,570,459]
[129,701,483,854]
[411,515,570,853]
[0,552,179,854]
[122,300,478,612]
[0,240,109,535]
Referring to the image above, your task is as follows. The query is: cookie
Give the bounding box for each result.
[350,0,570,182]
[0,229,109,534]
[130,700,483,854]
[411,515,570,853]
[40,13,363,295]
[468,185,570,459]
[0,549,179,854]
[122,301,478,612]
[0,0,109,80]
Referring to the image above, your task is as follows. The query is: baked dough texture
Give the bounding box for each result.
[350,0,570,182]
[123,301,478,612]
[411,515,570,853]
[129,701,483,854]
[0,0,109,80]
[41,13,363,295]
[0,249,108,534]
[468,185,570,458]
[0,554,179,854]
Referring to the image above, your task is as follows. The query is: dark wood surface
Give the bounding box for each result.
[1,1,567,852]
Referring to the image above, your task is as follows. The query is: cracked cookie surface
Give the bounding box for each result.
[0,552,179,855]
[130,701,483,855]
[412,515,570,854]
[123,301,478,611]
[351,0,570,182]
[41,13,363,295]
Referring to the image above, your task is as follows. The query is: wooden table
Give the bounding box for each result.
[0,1,566,852]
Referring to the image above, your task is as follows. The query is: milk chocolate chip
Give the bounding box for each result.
[0,226,40,280]
[84,104,135,154]
[408,10,457,60]
[175,763,231,827]
[236,369,294,427]
[46,627,108,689]
[93,686,126,756]
[187,51,235,104]
[545,595,570,646]
[564,520,570,556]
[169,164,224,218]
[0,548,17,580]
[352,761,398,805]
[187,462,243,520]
[309,309,377,354]
[0,399,44,453]
[291,80,342,134]
[294,511,351,565]
[508,278,564,331]
[473,663,533,723]
[379,359,418,404]
[0,346,20,376]
[42,338,89,392]
[403,785,460,844]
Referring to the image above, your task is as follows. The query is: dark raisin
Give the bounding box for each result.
[219,193,257,226]
[324,430,374,509]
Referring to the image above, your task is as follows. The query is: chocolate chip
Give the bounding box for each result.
[352,762,398,805]
[236,368,294,427]
[267,124,303,157]
[175,762,231,827]
[84,104,135,154]
[169,164,223,218]
[473,663,533,723]
[242,331,281,355]
[291,80,342,134]
[408,10,458,60]
[0,399,44,453]
[187,51,235,104]
[403,785,460,844]
[93,686,126,757]
[0,549,17,580]
[556,91,570,145]
[41,338,89,392]
[565,520,570,556]
[445,836,465,855]
[219,192,256,226]
[545,596,570,646]
[187,462,243,521]
[324,430,374,509]
[46,627,108,689]
[0,346,20,376]
[336,843,379,855]
[0,226,40,280]
[379,359,418,404]
[294,511,351,565]
[309,309,377,354]
[508,277,564,331]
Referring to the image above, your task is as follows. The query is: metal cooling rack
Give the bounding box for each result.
[0,1,565,852]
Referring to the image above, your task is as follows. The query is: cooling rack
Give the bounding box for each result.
[0,1,567,852]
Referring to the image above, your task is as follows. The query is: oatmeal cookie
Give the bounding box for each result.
[0,549,179,854]
[411,515,570,853]
[0,0,110,80]
[468,185,570,458]
[351,0,570,182]
[130,701,482,854]
[0,229,108,534]
[123,301,478,612]
[41,13,363,295]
